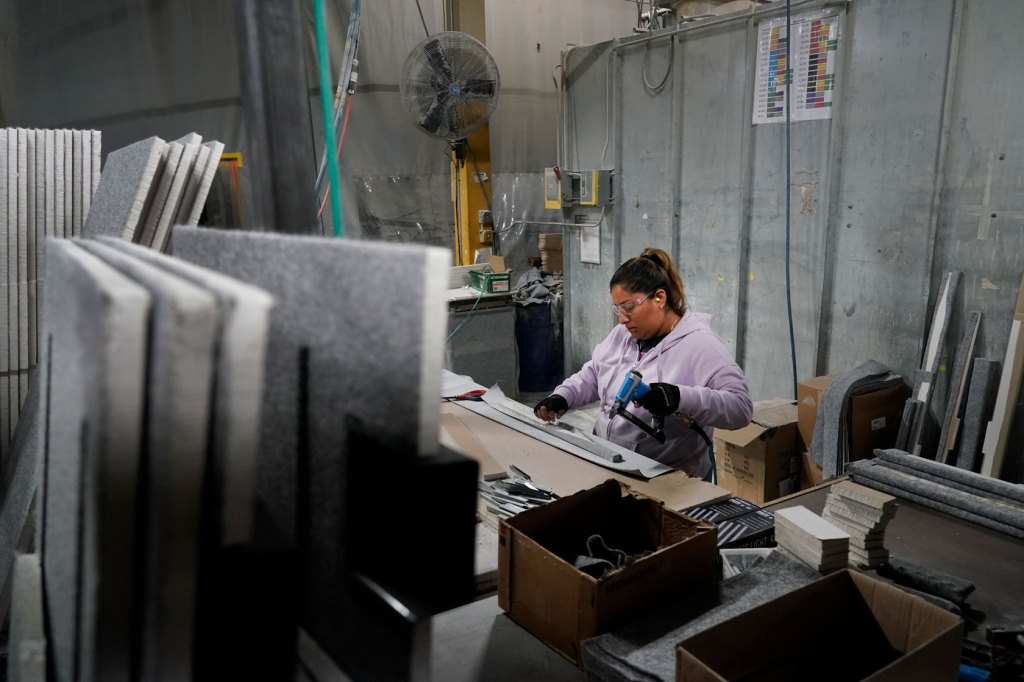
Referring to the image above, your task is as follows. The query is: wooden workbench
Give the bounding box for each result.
[440,402,730,514]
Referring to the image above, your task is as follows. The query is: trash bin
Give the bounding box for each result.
[515,302,564,393]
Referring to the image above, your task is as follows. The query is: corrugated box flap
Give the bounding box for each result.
[752,402,798,429]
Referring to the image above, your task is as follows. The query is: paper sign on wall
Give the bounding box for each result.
[753,8,843,125]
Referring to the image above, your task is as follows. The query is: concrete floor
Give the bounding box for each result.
[430,596,583,681]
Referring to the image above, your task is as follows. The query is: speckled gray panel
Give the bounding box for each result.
[936,311,981,464]
[99,236,274,544]
[79,240,218,682]
[171,226,449,650]
[8,553,46,682]
[81,136,165,241]
[146,137,201,251]
[135,142,184,248]
[42,240,149,682]
[957,359,1000,473]
[0,373,41,607]
[581,551,820,682]
[172,144,211,228]
[1,129,10,455]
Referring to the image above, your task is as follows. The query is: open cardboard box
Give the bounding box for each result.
[675,569,962,681]
[797,377,908,487]
[714,400,801,504]
[498,479,717,664]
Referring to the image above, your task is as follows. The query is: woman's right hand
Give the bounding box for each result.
[534,394,569,422]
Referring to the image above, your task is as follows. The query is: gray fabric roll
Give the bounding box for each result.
[809,360,896,480]
[581,551,819,682]
[894,399,921,451]
[875,448,1024,506]
[849,461,1024,539]
[875,558,975,604]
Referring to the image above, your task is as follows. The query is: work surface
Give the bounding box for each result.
[440,402,729,513]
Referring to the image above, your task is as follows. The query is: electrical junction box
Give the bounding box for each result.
[563,169,613,206]
[543,167,562,209]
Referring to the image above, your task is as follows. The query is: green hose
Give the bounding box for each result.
[313,0,344,237]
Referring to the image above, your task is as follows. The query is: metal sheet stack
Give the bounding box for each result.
[773,506,849,572]
[82,134,224,252]
[822,481,896,568]
[1,127,101,462]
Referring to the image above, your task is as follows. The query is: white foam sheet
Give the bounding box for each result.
[44,131,56,240]
[148,138,200,252]
[54,130,67,238]
[42,240,149,682]
[72,130,84,236]
[442,371,673,479]
[62,130,72,237]
[136,141,184,247]
[0,129,9,453]
[82,136,165,241]
[172,144,210,227]
[81,130,92,223]
[15,130,28,417]
[100,236,273,544]
[91,130,102,197]
[182,141,224,230]
[8,553,46,682]
[80,240,218,682]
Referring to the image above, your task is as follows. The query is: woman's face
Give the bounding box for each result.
[611,284,664,340]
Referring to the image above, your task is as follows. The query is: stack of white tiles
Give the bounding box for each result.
[774,505,850,572]
[1,128,101,460]
[823,480,897,568]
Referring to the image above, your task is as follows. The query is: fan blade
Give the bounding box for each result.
[461,79,496,97]
[421,91,452,135]
[423,39,453,83]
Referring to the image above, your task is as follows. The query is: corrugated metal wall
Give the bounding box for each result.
[560,0,1024,479]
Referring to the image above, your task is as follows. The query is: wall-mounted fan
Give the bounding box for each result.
[399,31,501,140]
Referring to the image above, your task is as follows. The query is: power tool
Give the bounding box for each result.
[610,369,718,482]
[610,370,665,443]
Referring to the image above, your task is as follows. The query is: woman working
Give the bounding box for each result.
[534,247,752,480]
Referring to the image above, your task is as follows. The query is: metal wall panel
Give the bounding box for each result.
[562,0,1024,480]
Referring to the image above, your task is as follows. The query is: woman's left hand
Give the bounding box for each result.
[636,383,680,416]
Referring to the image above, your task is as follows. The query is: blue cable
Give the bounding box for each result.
[447,290,485,341]
[785,0,798,399]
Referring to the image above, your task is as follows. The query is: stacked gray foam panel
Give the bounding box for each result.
[1,127,101,464]
[957,358,1001,472]
[171,226,449,660]
[42,240,149,682]
[79,240,220,681]
[98,237,273,544]
[82,133,223,252]
[822,481,896,568]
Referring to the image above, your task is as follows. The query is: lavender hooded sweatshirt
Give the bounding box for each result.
[552,310,753,477]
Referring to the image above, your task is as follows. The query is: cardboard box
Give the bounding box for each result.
[497,479,717,664]
[676,569,962,682]
[469,254,512,293]
[714,400,801,504]
[798,377,909,488]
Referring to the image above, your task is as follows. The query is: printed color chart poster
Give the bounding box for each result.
[753,8,843,125]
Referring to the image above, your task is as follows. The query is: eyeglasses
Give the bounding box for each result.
[611,293,654,317]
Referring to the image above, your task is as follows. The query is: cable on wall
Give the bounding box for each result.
[785,0,798,398]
